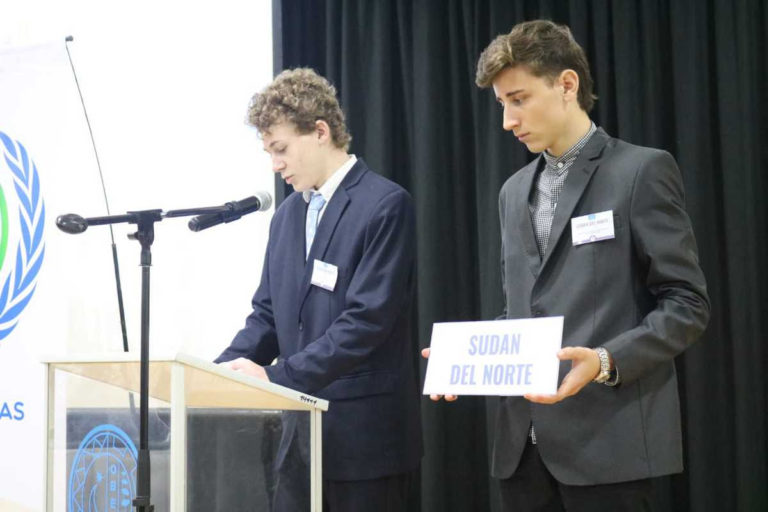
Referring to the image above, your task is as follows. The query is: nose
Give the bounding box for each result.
[502,105,520,132]
[272,157,285,173]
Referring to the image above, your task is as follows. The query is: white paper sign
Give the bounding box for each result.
[571,210,615,246]
[423,317,563,396]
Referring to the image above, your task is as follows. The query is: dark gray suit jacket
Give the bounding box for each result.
[494,128,709,485]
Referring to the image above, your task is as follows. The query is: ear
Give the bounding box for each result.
[314,120,332,145]
[558,69,580,102]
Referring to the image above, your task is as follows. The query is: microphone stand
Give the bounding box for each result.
[129,210,160,512]
[57,200,259,512]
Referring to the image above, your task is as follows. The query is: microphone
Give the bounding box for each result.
[56,212,140,234]
[188,191,272,232]
[56,213,89,234]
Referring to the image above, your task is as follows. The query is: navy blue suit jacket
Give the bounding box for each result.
[216,159,422,480]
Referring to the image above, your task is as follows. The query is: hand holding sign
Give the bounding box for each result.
[421,348,458,402]
[524,346,601,404]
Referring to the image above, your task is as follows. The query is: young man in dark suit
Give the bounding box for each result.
[428,20,709,511]
[216,68,421,512]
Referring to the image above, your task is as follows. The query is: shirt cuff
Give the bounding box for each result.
[603,365,620,386]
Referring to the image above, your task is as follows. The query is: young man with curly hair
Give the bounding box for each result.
[216,68,421,511]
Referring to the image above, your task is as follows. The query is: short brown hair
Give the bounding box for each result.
[476,20,596,112]
[247,68,352,150]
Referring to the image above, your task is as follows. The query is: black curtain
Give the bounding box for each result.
[272,1,768,510]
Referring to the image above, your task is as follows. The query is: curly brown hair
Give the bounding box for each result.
[476,20,596,112]
[247,68,352,150]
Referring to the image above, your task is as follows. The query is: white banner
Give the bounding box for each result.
[0,2,274,509]
[0,40,102,512]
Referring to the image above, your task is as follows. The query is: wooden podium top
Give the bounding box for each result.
[41,351,329,412]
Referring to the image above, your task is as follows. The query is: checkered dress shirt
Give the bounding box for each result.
[529,123,597,257]
[527,123,596,445]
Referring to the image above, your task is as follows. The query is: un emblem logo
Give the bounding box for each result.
[69,424,138,511]
[0,131,46,342]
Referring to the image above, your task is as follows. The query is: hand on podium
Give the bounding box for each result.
[221,357,270,381]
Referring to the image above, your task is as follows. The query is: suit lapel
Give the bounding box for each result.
[539,129,610,273]
[297,160,366,314]
[514,158,545,277]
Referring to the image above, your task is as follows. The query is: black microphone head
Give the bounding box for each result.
[188,216,205,232]
[65,35,74,42]
[56,213,88,234]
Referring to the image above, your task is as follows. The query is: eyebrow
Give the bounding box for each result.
[263,140,284,152]
[499,89,525,100]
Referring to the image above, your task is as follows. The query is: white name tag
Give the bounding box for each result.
[571,210,615,246]
[422,317,563,396]
[311,259,338,291]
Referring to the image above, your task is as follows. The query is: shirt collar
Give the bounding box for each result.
[542,122,596,172]
[303,154,357,203]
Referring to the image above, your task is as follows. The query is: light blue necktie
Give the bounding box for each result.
[305,192,326,258]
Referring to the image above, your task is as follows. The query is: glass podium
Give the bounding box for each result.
[42,352,328,511]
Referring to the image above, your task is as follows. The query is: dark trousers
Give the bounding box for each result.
[272,468,412,512]
[498,441,653,512]
[271,424,413,512]
[323,473,412,512]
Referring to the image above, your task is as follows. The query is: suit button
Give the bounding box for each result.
[298,322,304,331]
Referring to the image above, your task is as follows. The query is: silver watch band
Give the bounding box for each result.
[593,347,611,383]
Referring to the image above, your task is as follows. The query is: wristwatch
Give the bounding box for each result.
[593,347,612,383]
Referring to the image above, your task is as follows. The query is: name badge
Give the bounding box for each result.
[311,259,338,291]
[571,210,615,246]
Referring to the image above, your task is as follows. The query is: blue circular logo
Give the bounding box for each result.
[0,131,46,342]
[68,424,138,511]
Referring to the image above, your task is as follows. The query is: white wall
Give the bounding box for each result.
[0,1,274,509]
